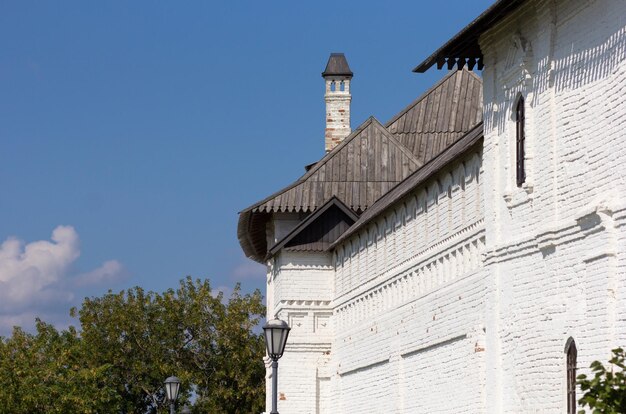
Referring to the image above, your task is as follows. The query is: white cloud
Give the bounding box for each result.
[74,259,128,287]
[231,259,265,280]
[211,285,233,301]
[0,226,127,335]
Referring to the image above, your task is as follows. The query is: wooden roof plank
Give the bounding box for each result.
[437,71,455,133]
[461,70,475,131]
[346,137,354,181]
[381,127,389,180]
[353,134,361,182]
[331,123,483,249]
[455,72,470,132]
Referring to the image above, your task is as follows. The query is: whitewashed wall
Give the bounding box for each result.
[330,148,486,413]
[480,0,626,412]
[264,2,626,412]
[265,247,334,414]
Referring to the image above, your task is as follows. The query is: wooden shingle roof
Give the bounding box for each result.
[386,70,482,164]
[244,117,422,214]
[331,122,484,249]
[267,196,358,258]
[238,70,484,263]
[238,117,423,262]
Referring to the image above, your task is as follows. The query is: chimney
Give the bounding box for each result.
[322,53,353,152]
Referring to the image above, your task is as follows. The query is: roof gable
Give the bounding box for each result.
[238,70,484,263]
[331,122,483,249]
[242,117,422,214]
[385,70,482,164]
[267,196,358,258]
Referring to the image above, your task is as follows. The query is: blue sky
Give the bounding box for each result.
[0,0,493,334]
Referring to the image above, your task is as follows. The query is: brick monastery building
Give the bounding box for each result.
[238,0,626,412]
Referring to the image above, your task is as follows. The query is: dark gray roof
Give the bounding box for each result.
[386,70,482,164]
[237,117,422,261]
[242,117,422,214]
[238,70,484,263]
[331,122,483,249]
[414,0,528,72]
[238,117,422,262]
[267,196,358,259]
[322,53,353,77]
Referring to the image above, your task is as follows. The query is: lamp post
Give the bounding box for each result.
[164,376,181,414]
[263,318,291,414]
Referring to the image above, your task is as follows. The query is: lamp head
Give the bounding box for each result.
[263,318,291,360]
[164,376,181,402]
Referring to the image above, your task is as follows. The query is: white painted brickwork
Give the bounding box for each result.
[263,1,626,412]
[480,0,626,412]
[334,151,483,302]
[266,250,334,414]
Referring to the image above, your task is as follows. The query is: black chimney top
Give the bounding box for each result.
[322,53,353,78]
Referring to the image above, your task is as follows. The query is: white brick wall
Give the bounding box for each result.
[328,148,487,413]
[266,249,334,414]
[480,0,626,412]
[263,1,626,412]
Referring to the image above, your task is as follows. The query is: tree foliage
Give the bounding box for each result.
[578,347,626,414]
[0,321,118,413]
[0,277,266,413]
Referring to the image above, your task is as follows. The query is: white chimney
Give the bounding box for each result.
[322,53,353,152]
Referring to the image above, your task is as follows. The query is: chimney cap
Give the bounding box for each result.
[322,53,353,78]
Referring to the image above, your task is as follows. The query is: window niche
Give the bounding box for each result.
[515,96,526,187]
[502,93,534,209]
[565,337,577,414]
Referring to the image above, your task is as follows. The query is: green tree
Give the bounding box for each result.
[0,320,118,413]
[75,277,266,413]
[577,347,626,413]
[0,277,266,413]
[75,285,189,413]
[188,284,266,414]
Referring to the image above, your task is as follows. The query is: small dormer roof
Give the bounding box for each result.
[267,196,359,259]
[322,53,353,78]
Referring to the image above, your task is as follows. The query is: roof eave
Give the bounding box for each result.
[266,196,358,260]
[413,0,528,73]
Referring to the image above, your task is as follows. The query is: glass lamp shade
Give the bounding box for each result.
[263,318,291,360]
[164,376,181,402]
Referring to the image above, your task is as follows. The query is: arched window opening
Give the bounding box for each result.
[330,81,336,92]
[516,96,526,186]
[340,81,345,91]
[566,338,577,414]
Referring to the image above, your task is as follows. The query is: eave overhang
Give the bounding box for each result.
[413,0,528,73]
[266,196,358,260]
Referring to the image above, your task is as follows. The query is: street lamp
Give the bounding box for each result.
[164,376,181,414]
[263,318,291,414]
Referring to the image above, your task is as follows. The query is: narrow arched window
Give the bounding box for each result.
[516,97,526,186]
[566,338,577,414]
